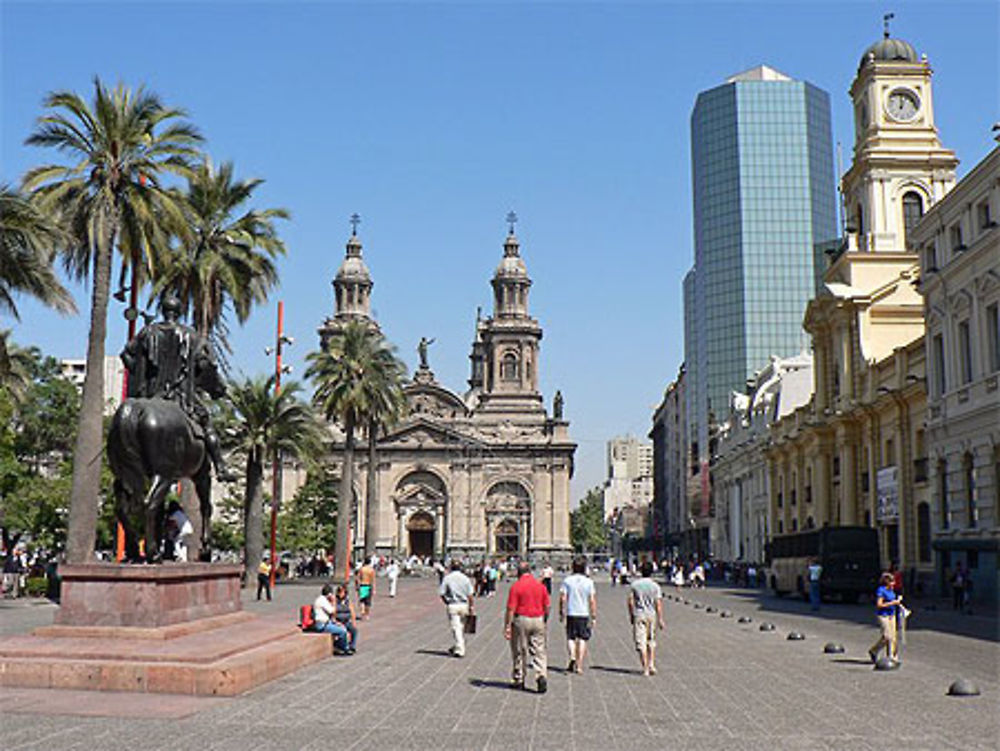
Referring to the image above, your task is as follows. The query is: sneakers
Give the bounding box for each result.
[537,676,547,694]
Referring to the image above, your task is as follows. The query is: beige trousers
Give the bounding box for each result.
[870,614,897,657]
[511,615,547,681]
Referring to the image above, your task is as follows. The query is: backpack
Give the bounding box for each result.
[299,604,316,631]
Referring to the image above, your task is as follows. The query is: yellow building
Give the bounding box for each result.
[766,29,956,582]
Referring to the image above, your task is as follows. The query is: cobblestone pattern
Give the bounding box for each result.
[2,576,997,750]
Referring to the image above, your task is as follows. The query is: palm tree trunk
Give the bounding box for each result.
[364,416,379,560]
[65,229,115,563]
[243,450,264,588]
[335,415,355,583]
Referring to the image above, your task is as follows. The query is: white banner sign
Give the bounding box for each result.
[876,466,899,522]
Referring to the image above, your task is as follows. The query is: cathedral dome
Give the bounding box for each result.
[860,37,918,68]
[336,235,371,282]
[495,233,529,279]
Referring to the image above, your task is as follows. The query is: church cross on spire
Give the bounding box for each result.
[350,213,361,236]
[506,211,518,235]
[883,12,894,38]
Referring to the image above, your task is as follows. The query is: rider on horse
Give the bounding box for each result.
[120,295,237,483]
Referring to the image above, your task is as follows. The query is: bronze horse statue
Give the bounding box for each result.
[107,362,227,563]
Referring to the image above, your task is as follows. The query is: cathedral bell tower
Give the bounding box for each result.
[474,216,544,414]
[842,18,958,254]
[318,215,380,347]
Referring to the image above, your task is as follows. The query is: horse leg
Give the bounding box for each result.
[114,479,140,563]
[195,464,213,562]
[143,476,173,563]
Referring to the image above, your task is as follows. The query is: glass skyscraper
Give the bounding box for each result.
[684,65,837,459]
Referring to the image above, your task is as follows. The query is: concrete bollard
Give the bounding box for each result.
[787,631,805,641]
[759,622,775,631]
[874,656,899,671]
[947,678,980,696]
[738,616,752,624]
[706,606,717,613]
[720,610,732,618]
[823,643,845,654]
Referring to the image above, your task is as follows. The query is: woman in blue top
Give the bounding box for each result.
[869,572,903,663]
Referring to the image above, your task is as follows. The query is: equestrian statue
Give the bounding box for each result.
[107,296,237,563]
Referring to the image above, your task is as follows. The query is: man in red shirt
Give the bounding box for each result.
[504,560,551,693]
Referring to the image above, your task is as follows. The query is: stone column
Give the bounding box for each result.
[434,506,445,557]
[397,508,406,556]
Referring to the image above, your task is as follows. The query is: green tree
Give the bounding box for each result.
[13,353,80,468]
[23,78,202,563]
[0,332,37,406]
[224,377,321,585]
[306,321,407,580]
[0,185,75,321]
[152,158,288,354]
[571,486,608,553]
[277,466,338,556]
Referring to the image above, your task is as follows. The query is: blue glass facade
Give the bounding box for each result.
[685,73,836,457]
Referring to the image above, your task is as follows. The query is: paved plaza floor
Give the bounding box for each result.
[2,574,997,750]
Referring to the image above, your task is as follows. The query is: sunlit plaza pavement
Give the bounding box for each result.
[2,574,997,751]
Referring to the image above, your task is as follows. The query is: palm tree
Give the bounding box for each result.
[363,366,407,559]
[0,331,37,406]
[152,159,289,354]
[23,78,202,563]
[307,321,407,579]
[0,186,75,321]
[226,376,322,586]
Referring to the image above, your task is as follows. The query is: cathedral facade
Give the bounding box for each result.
[318,226,575,562]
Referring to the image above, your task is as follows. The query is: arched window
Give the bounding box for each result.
[500,352,519,381]
[902,191,924,241]
[917,502,931,562]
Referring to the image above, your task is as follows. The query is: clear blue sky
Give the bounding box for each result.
[3,1,997,501]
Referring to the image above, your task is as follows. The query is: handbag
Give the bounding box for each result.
[464,612,477,634]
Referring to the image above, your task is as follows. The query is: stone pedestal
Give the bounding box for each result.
[53,563,242,628]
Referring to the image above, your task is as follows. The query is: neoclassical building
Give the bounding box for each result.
[767,29,956,581]
[318,225,575,562]
[912,146,1000,605]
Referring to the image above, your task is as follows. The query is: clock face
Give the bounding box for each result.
[886,89,920,121]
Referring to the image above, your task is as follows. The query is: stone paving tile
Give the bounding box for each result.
[2,575,998,750]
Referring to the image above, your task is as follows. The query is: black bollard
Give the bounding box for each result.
[787,631,805,641]
[720,610,732,618]
[874,656,899,671]
[823,643,845,654]
[759,622,775,631]
[738,616,752,624]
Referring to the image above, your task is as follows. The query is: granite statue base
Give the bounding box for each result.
[0,563,334,696]
[53,563,242,628]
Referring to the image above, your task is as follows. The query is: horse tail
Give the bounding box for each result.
[108,400,147,499]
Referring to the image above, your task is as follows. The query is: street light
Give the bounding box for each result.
[268,301,291,588]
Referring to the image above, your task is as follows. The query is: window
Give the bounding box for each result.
[923,243,937,272]
[950,223,965,252]
[902,191,923,243]
[932,334,946,396]
[884,439,894,467]
[500,352,519,381]
[938,459,949,530]
[958,320,973,385]
[917,502,931,563]
[977,201,992,230]
[965,453,976,528]
[987,303,1000,373]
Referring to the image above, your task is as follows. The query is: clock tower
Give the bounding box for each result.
[842,25,958,254]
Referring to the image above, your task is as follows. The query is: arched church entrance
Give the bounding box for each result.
[495,518,520,554]
[407,510,436,558]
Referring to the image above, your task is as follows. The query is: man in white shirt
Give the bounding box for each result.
[439,560,474,657]
[559,557,597,673]
[386,559,400,598]
[313,584,351,654]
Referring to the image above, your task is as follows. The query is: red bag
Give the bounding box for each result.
[298,604,315,631]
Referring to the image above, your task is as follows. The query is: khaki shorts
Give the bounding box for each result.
[633,614,656,651]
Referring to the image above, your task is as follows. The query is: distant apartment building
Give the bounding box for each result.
[60,356,126,415]
[604,435,654,536]
[650,366,687,553]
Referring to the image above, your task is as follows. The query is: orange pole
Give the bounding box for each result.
[115,257,140,563]
[269,301,283,588]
